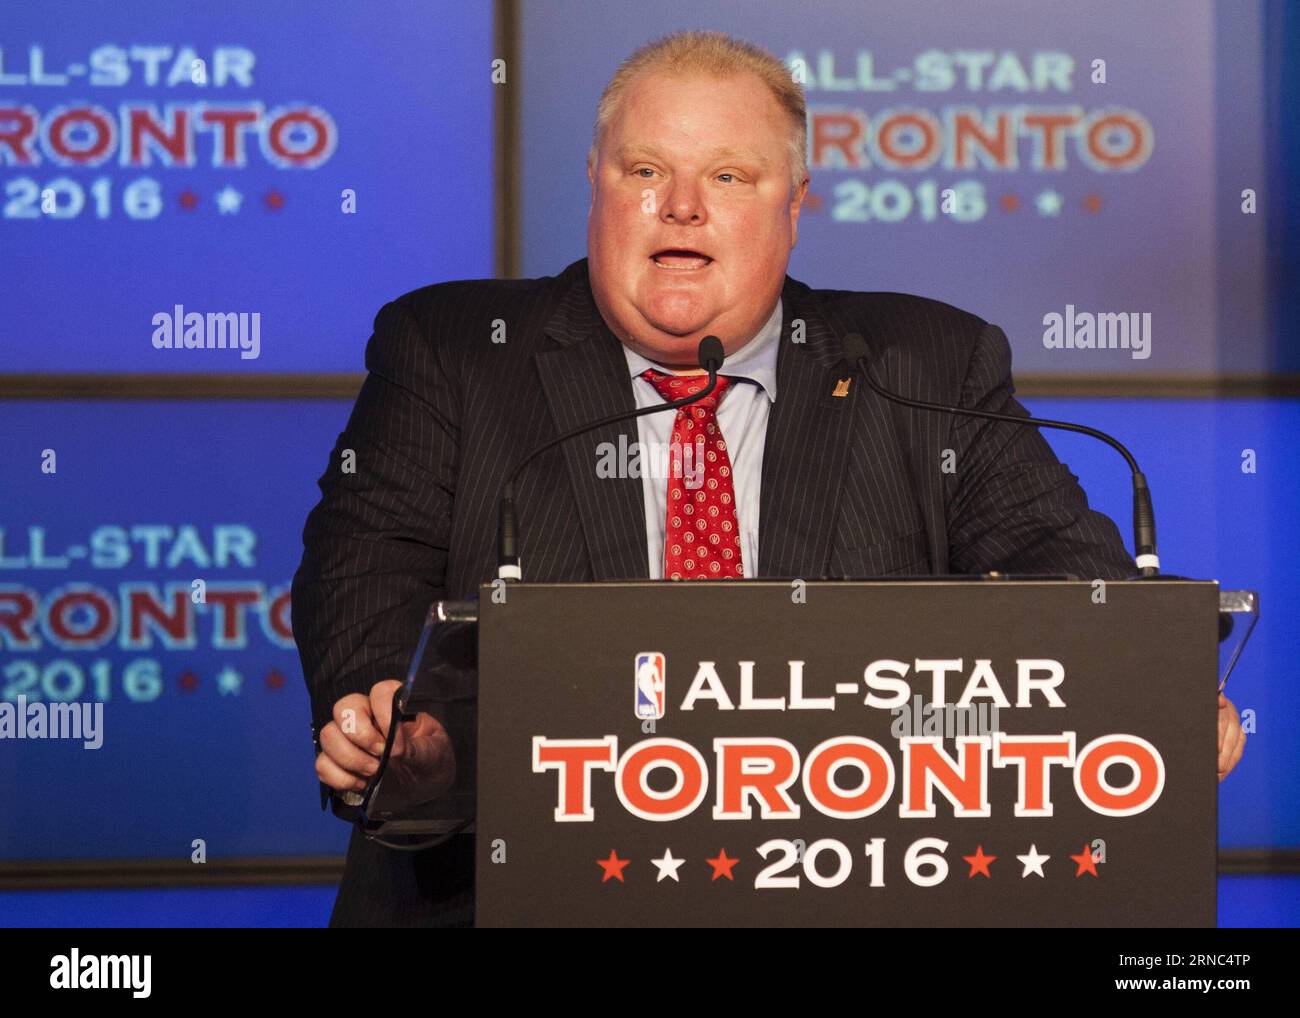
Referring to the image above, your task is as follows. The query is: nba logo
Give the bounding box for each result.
[634,652,666,720]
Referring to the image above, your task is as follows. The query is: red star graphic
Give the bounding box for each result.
[179,671,199,692]
[178,190,198,210]
[265,190,285,210]
[1082,193,1103,214]
[596,850,629,883]
[707,848,739,881]
[1071,843,1100,877]
[266,669,285,690]
[999,192,1020,212]
[963,844,996,878]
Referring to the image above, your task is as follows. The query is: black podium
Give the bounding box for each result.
[366,579,1244,927]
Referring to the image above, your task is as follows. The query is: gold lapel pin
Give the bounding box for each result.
[832,378,851,398]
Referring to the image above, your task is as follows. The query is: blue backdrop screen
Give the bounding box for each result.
[0,397,1294,859]
[2,0,494,372]
[519,0,1271,374]
[0,2,1293,867]
[0,400,355,860]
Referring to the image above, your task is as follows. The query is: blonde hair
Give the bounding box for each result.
[589,30,808,194]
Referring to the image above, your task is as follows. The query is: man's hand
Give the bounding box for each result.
[1218,692,1246,782]
[316,679,457,809]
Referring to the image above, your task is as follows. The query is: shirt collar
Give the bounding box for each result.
[619,297,782,404]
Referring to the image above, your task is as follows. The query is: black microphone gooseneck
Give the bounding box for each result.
[839,332,1159,578]
[496,335,726,581]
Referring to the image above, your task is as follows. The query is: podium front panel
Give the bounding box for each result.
[475,581,1218,927]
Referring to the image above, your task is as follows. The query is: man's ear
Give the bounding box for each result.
[789,175,810,247]
[586,157,596,212]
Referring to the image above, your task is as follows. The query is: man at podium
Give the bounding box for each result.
[292,30,1245,927]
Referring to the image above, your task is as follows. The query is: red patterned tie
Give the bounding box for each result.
[640,369,744,580]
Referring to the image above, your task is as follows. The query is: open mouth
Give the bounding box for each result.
[651,249,713,271]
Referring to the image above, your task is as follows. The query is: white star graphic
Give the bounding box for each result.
[1017,844,1050,878]
[216,186,244,214]
[650,848,685,882]
[217,666,243,696]
[1035,189,1062,217]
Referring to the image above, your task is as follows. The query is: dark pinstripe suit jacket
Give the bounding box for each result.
[291,257,1133,927]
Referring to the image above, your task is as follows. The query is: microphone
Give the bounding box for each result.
[496,335,726,581]
[839,332,1159,577]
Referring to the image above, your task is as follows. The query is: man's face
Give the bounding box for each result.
[587,70,808,367]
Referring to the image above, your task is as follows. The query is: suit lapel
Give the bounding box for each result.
[758,278,858,577]
[534,262,648,580]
